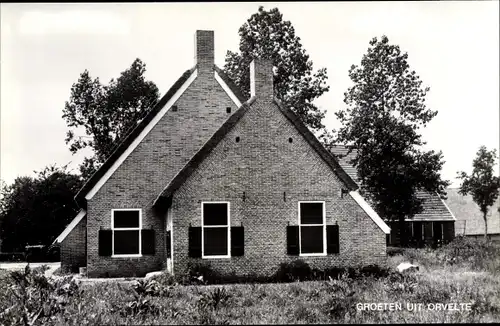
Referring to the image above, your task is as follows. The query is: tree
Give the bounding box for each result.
[0,165,83,252]
[62,58,160,180]
[335,35,449,246]
[457,146,500,240]
[224,6,331,136]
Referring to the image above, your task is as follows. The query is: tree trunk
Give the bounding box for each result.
[483,211,488,241]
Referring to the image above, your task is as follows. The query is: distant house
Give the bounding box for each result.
[445,188,500,241]
[53,30,390,278]
[330,146,456,248]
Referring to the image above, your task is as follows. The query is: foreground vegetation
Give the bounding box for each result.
[1,236,499,325]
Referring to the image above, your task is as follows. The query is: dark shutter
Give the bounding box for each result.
[188,227,202,258]
[327,225,339,254]
[141,229,155,255]
[98,229,112,256]
[166,230,171,259]
[231,226,244,256]
[287,225,299,255]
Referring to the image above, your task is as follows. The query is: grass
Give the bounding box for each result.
[1,237,499,325]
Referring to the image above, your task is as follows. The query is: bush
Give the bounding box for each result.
[273,260,312,282]
[186,261,221,285]
[437,236,499,269]
[387,247,405,256]
[0,252,25,262]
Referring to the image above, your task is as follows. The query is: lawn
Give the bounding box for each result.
[1,236,499,325]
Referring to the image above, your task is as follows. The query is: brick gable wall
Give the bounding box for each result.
[86,72,239,277]
[171,97,387,277]
[61,215,86,273]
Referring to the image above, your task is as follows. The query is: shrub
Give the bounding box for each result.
[387,247,405,256]
[437,236,499,269]
[187,261,221,285]
[273,259,312,282]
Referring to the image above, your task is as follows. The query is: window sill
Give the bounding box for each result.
[111,254,142,258]
[202,255,231,259]
[299,253,327,257]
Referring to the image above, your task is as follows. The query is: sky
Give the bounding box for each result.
[1,2,499,188]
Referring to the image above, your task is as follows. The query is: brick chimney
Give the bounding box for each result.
[250,59,274,102]
[194,30,214,75]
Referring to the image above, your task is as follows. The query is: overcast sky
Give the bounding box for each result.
[1,2,499,188]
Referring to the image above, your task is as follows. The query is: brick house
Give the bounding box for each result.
[330,146,456,248]
[53,30,390,278]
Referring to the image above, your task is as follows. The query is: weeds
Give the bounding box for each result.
[0,238,498,324]
[198,287,232,310]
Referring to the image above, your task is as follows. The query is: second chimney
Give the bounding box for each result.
[250,59,274,102]
[194,30,214,74]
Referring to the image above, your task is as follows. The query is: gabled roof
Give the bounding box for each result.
[446,188,500,235]
[154,97,358,206]
[75,65,246,206]
[52,209,86,244]
[330,145,455,222]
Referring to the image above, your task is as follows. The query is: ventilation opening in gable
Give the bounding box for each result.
[172,105,178,112]
[226,107,231,113]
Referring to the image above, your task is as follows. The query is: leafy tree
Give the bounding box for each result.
[335,35,449,246]
[457,146,500,240]
[0,165,83,252]
[62,58,160,179]
[224,6,331,136]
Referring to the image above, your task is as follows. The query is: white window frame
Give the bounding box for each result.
[201,201,231,259]
[298,201,327,257]
[111,208,142,258]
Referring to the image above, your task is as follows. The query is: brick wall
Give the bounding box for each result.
[85,68,238,277]
[61,215,87,273]
[171,96,387,277]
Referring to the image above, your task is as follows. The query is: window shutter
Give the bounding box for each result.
[188,227,202,258]
[287,225,299,255]
[327,225,339,254]
[98,229,112,256]
[231,227,244,256]
[141,229,155,255]
[166,230,172,259]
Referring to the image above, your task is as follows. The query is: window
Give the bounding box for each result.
[298,202,326,256]
[202,202,230,258]
[112,209,142,257]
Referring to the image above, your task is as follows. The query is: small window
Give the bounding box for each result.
[298,202,326,256]
[202,202,230,258]
[172,105,178,112]
[289,137,293,143]
[226,107,231,113]
[112,209,142,257]
[235,136,240,143]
